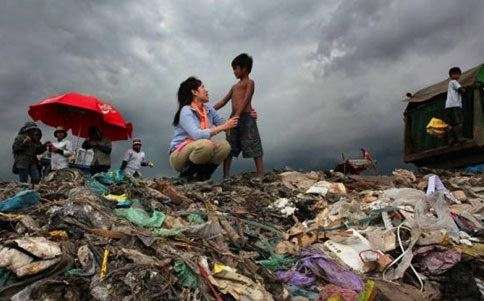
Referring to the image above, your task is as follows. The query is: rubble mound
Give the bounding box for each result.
[0,168,483,300]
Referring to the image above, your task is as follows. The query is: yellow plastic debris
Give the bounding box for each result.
[48,230,68,241]
[213,262,234,274]
[426,118,448,137]
[100,248,109,280]
[357,280,377,301]
[105,194,127,202]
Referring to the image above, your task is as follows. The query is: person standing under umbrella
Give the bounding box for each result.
[12,122,50,184]
[49,127,74,171]
[82,126,112,174]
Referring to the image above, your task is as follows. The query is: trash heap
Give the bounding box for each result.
[0,168,483,300]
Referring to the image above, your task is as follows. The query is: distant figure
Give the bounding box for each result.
[445,67,466,144]
[82,126,112,174]
[12,122,50,184]
[214,53,264,178]
[49,127,74,171]
[120,138,153,177]
[169,76,238,182]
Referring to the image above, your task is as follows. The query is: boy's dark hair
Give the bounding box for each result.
[449,67,462,76]
[231,53,253,73]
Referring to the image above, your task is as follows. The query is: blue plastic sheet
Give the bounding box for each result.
[465,164,484,174]
[0,190,40,212]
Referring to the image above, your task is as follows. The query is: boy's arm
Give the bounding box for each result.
[452,80,466,94]
[234,80,254,117]
[213,87,232,110]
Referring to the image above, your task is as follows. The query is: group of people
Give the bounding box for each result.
[12,123,152,184]
[12,53,265,184]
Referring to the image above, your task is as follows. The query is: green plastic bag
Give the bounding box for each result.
[173,260,199,288]
[114,207,166,229]
[187,213,205,225]
[87,178,109,196]
[93,170,125,186]
[258,254,296,271]
[153,227,183,237]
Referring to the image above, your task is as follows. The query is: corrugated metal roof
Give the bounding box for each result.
[408,63,484,103]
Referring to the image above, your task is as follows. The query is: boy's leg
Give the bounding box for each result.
[454,108,464,142]
[254,157,264,177]
[240,114,264,176]
[224,126,241,179]
[223,157,232,179]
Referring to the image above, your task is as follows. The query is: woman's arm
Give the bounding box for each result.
[179,106,236,139]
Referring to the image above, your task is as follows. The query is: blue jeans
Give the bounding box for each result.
[18,164,41,184]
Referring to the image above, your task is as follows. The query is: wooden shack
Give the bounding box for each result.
[404,63,484,168]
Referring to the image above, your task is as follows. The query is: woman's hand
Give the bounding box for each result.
[224,117,239,130]
[250,108,258,119]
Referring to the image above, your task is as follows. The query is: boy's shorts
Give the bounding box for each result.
[226,113,263,158]
[445,107,463,126]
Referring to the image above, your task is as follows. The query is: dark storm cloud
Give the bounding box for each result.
[0,0,483,180]
[313,0,484,75]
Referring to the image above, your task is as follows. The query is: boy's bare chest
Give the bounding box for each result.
[232,83,247,100]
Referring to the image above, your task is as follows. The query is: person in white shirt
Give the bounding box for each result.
[120,138,153,177]
[445,67,466,144]
[49,127,74,170]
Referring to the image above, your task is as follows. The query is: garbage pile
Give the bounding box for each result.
[0,168,483,300]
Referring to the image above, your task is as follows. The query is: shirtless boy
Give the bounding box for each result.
[214,53,264,178]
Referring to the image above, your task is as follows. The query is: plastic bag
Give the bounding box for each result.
[426,118,448,137]
[187,212,205,225]
[258,254,296,271]
[0,190,40,212]
[86,178,109,196]
[93,170,125,186]
[114,207,166,229]
[173,260,199,288]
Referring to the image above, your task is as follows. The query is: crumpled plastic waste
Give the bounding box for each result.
[258,254,296,271]
[306,181,347,196]
[211,263,274,301]
[0,237,62,277]
[0,190,40,212]
[93,170,126,186]
[324,230,373,273]
[280,171,320,191]
[268,198,297,217]
[173,260,199,289]
[426,174,459,203]
[114,207,166,229]
[0,168,482,299]
[413,245,461,275]
[299,248,363,291]
[66,245,97,277]
[276,270,315,287]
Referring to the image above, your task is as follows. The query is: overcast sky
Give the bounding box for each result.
[1,0,483,180]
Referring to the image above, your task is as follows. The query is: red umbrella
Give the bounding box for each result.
[28,92,133,141]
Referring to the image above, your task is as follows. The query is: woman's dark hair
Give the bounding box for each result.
[173,76,202,126]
